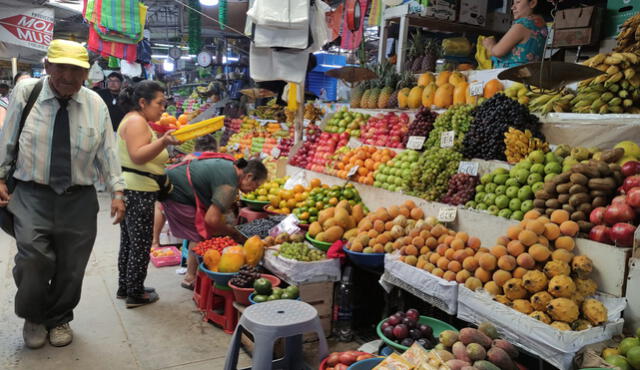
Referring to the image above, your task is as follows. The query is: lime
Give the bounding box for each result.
[253,278,272,295]
[253,294,268,303]
[284,285,300,299]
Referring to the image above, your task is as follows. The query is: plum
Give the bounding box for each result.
[405,308,420,320]
[409,328,422,340]
[401,338,415,347]
[387,315,401,326]
[419,324,434,338]
[402,317,417,329]
[382,326,395,339]
[393,324,409,339]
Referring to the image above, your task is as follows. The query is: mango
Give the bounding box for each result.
[323,226,344,243]
[486,347,517,370]
[459,328,492,349]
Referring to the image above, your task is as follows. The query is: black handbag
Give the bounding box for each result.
[121,166,174,201]
[0,79,43,236]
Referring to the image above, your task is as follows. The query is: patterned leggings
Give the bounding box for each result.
[118,190,157,296]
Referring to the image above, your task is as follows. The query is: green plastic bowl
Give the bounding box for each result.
[376,315,458,352]
[241,197,269,211]
[305,232,333,252]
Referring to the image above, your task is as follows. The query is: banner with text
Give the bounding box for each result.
[0,8,54,52]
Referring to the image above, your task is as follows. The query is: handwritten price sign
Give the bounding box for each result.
[458,161,479,176]
[469,82,484,96]
[347,165,360,177]
[406,136,426,150]
[440,131,455,148]
[271,147,281,158]
[438,207,457,223]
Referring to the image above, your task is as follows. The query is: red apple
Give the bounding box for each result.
[589,225,612,244]
[622,161,640,177]
[623,175,640,193]
[604,203,636,225]
[612,195,627,206]
[627,187,640,208]
[590,207,607,225]
[609,222,636,247]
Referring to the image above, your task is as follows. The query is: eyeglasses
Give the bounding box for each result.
[107,79,121,83]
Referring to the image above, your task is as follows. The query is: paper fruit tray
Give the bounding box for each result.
[456,285,625,370]
[150,246,182,267]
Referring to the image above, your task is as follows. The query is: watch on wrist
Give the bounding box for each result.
[113,194,126,201]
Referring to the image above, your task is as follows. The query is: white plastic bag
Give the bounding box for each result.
[88,61,104,83]
[254,23,309,49]
[264,249,341,284]
[120,60,142,78]
[247,0,310,28]
[269,214,301,237]
[283,170,309,190]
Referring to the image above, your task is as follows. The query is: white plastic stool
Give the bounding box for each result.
[224,300,329,370]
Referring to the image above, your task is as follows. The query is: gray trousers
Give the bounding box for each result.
[8,181,99,328]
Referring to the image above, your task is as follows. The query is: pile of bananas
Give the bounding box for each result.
[615,13,640,53]
[572,52,640,114]
[303,103,324,122]
[251,99,287,121]
[504,83,574,114]
[504,127,549,163]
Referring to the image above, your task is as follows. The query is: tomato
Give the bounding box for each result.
[326,353,340,367]
[338,353,357,365]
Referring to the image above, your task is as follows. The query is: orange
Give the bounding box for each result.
[178,114,189,125]
[310,178,321,188]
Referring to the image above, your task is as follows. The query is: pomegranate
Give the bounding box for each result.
[609,222,636,247]
[589,225,612,244]
[603,203,636,225]
[612,195,627,206]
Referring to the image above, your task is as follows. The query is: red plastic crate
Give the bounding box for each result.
[150,246,182,267]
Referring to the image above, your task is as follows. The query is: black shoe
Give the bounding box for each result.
[117,286,156,299]
[126,291,159,308]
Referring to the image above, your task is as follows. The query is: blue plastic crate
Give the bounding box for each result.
[306,53,347,101]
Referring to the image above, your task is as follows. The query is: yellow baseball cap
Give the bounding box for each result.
[46,39,90,69]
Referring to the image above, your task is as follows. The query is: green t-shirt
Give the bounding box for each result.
[167,158,238,212]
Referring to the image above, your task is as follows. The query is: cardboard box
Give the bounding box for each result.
[552,6,602,47]
[604,0,638,38]
[486,11,512,33]
[422,0,457,21]
[459,0,488,26]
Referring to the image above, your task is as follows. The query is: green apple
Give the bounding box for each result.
[466,201,477,208]
[531,182,544,193]
[510,210,524,220]
[527,173,543,185]
[505,178,520,187]
[477,203,488,211]
[509,198,522,212]
[544,162,562,174]
[518,186,533,201]
[494,167,510,175]
[530,163,545,175]
[544,173,557,182]
[521,200,534,212]
[506,186,520,199]
[484,193,497,205]
[475,192,486,203]
[545,152,560,163]
[481,174,494,184]
[485,183,498,193]
[476,184,485,193]
[494,174,509,185]
[515,169,530,184]
[529,150,546,164]
[488,205,500,216]
[495,195,510,209]
[498,209,513,219]
[516,159,533,170]
[495,185,506,195]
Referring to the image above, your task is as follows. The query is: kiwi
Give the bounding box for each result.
[578,221,594,232]
[534,199,547,208]
[556,183,572,194]
[535,190,552,200]
[590,190,608,198]
[544,182,558,195]
[558,194,570,204]
[577,203,592,215]
[569,193,591,208]
[592,196,607,208]
[562,204,576,213]
[587,178,616,191]
[569,184,588,195]
[569,173,588,186]
[570,211,586,222]
[545,199,561,209]
[554,172,572,184]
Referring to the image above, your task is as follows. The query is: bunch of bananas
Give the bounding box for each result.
[572,52,640,114]
[303,103,324,122]
[504,127,549,164]
[615,13,640,53]
[504,83,574,114]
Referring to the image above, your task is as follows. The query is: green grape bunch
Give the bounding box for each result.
[409,147,463,201]
[276,242,326,262]
[424,104,474,151]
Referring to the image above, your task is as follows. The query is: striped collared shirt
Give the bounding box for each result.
[0,77,125,192]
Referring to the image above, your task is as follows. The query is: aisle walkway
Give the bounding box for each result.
[0,193,252,370]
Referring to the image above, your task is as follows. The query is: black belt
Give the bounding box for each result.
[18,180,93,194]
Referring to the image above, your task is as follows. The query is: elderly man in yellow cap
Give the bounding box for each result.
[0,39,126,349]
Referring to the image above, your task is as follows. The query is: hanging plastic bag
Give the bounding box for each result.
[247,0,310,28]
[120,60,142,78]
[476,36,493,70]
[88,61,104,83]
[442,37,472,57]
[283,170,309,190]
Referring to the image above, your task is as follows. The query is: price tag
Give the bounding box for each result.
[230,143,240,151]
[258,119,268,127]
[406,136,426,150]
[348,137,362,148]
[440,131,455,148]
[347,165,359,177]
[458,161,479,176]
[271,147,281,158]
[303,119,312,126]
[438,207,457,223]
[280,123,289,131]
[470,82,484,96]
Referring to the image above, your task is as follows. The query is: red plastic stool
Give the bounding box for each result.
[205,284,238,334]
[237,207,269,224]
[192,269,212,311]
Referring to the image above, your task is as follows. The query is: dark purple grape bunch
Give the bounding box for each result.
[441,173,479,205]
[403,107,439,148]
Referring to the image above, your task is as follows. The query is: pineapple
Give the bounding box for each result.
[350,84,365,108]
[360,85,371,109]
[379,72,400,109]
[411,31,425,73]
[367,85,381,109]
[421,38,439,72]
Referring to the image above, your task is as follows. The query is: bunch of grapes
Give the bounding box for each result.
[276,242,326,262]
[440,173,479,206]
[462,94,544,161]
[402,107,438,148]
[424,105,474,151]
[409,147,463,201]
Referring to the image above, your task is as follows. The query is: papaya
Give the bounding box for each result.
[243,236,265,267]
[203,249,221,271]
[218,246,245,272]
